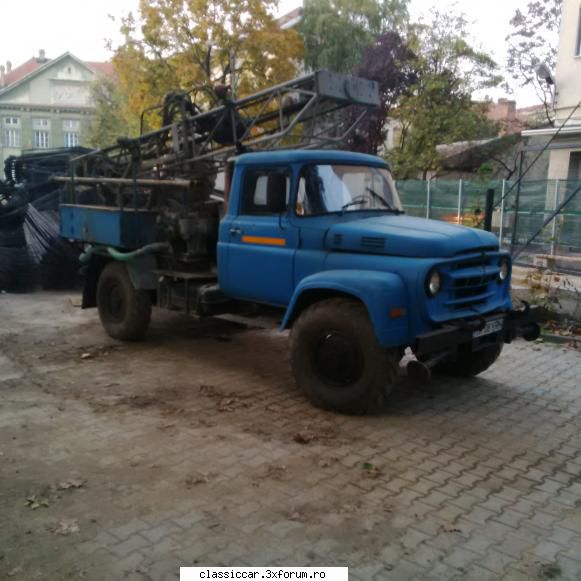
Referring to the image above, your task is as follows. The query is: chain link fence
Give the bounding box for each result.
[396,179,581,274]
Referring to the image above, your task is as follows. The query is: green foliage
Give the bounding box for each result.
[111,0,304,130]
[86,77,137,148]
[390,10,501,178]
[299,0,409,72]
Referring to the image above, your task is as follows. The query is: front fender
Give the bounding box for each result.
[281,270,409,348]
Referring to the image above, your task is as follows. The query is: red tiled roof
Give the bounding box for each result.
[85,61,116,77]
[277,7,303,28]
[4,57,41,86]
[1,55,115,89]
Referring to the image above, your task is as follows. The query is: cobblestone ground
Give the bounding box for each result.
[0,292,580,581]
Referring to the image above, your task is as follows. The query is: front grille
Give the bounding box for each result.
[444,255,499,312]
[450,256,491,270]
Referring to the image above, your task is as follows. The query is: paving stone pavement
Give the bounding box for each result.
[0,293,580,581]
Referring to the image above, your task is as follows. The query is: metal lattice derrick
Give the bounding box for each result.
[56,70,378,210]
[72,70,378,180]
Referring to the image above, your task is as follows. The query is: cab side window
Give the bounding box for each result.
[295,165,326,215]
[241,168,290,215]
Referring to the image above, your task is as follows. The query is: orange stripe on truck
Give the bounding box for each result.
[241,235,286,247]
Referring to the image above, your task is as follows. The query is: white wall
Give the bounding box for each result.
[555,0,581,122]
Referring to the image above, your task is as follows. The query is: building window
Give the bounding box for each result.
[64,132,79,148]
[4,128,21,148]
[568,151,581,180]
[2,117,21,147]
[4,116,20,127]
[32,118,50,129]
[62,119,80,131]
[33,130,50,149]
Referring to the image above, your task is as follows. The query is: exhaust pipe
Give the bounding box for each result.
[406,359,431,383]
[405,350,451,384]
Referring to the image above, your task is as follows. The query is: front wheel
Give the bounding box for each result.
[290,298,399,415]
[434,343,503,378]
[96,262,152,341]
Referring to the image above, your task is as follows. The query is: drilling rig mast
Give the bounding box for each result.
[57,70,379,270]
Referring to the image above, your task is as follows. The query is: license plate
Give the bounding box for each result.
[473,319,504,338]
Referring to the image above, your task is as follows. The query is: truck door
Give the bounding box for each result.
[221,166,298,306]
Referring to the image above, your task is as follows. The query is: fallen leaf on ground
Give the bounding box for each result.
[217,398,235,412]
[25,495,49,509]
[263,464,287,480]
[199,384,218,396]
[50,519,80,536]
[185,475,209,488]
[317,456,339,468]
[362,462,382,478]
[56,478,86,490]
[293,431,316,444]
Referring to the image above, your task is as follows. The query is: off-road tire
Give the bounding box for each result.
[96,262,152,341]
[434,343,503,378]
[290,298,399,414]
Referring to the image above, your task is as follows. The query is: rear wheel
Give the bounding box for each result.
[290,298,399,414]
[96,262,151,341]
[434,343,503,378]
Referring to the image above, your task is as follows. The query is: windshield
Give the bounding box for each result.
[296,164,403,216]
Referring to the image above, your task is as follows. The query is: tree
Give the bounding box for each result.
[346,31,416,154]
[390,10,501,178]
[506,0,562,126]
[86,77,137,147]
[299,0,409,73]
[111,0,304,130]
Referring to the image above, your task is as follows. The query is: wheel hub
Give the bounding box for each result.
[313,332,363,386]
[105,283,125,323]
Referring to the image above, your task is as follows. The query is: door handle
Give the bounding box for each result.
[230,227,241,235]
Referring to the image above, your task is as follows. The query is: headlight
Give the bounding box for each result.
[498,258,510,282]
[426,269,441,297]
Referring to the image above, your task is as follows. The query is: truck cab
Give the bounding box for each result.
[66,149,539,414]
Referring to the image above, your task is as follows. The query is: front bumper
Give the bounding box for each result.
[414,303,541,357]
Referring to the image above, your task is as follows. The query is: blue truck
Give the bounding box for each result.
[58,71,539,414]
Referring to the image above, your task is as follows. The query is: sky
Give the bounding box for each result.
[0,0,542,106]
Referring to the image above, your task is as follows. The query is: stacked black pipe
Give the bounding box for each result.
[24,205,80,289]
[0,205,38,292]
[0,148,89,293]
